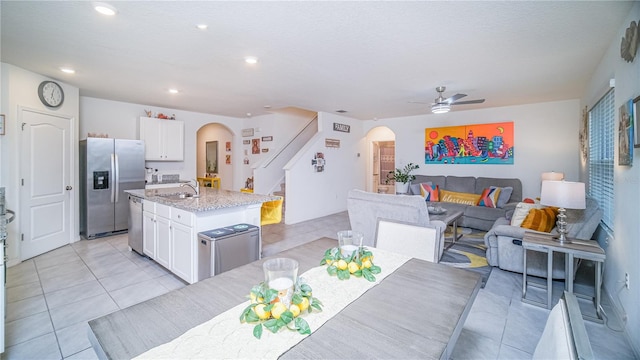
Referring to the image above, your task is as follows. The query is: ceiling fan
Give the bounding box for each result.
[413,86,485,114]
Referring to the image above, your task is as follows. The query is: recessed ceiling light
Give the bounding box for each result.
[196,24,208,30]
[94,2,117,16]
[246,113,252,117]
[60,67,75,74]
[244,56,258,64]
[168,89,179,94]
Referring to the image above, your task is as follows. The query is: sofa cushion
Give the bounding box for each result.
[521,207,558,232]
[444,176,476,194]
[420,183,439,201]
[411,176,446,194]
[478,187,501,208]
[464,204,508,221]
[510,202,542,227]
[475,177,523,203]
[440,189,481,205]
[494,186,513,208]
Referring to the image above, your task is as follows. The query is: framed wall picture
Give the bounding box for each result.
[261,136,273,142]
[243,139,251,145]
[251,138,260,154]
[0,114,5,135]
[634,96,640,148]
[618,100,633,166]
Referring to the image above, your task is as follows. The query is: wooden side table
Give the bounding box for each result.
[197,177,220,189]
[522,231,605,322]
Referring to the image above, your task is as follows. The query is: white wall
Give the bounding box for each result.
[364,100,581,199]
[0,63,80,263]
[196,124,233,190]
[80,97,249,189]
[284,112,366,224]
[582,3,640,354]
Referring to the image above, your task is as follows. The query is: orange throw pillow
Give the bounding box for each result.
[520,207,558,232]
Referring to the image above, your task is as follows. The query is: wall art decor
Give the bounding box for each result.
[618,100,633,166]
[579,106,589,161]
[226,155,231,164]
[424,122,514,165]
[261,148,269,153]
[242,128,254,137]
[620,20,638,63]
[261,136,273,142]
[634,96,640,148]
[325,138,340,148]
[333,122,350,133]
[226,141,231,151]
[243,139,251,145]
[251,138,260,154]
[0,114,5,135]
[311,152,325,172]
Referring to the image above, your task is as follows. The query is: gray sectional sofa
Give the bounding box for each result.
[410,175,523,231]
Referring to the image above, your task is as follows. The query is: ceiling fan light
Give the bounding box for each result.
[431,103,450,114]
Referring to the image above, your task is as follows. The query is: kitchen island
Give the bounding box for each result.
[127,187,278,284]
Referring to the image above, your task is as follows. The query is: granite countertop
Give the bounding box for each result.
[126,187,278,212]
[145,179,190,185]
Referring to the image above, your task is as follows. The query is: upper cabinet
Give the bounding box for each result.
[139,117,184,161]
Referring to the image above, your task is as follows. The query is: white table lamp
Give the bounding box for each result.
[541,172,564,181]
[540,180,586,244]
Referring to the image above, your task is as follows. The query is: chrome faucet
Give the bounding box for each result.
[181,179,200,197]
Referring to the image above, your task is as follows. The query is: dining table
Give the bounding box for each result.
[88,237,481,359]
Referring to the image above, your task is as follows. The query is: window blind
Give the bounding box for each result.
[588,88,615,231]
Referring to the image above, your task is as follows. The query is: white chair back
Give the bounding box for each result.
[374,218,440,263]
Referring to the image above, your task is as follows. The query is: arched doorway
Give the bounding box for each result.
[366,126,396,194]
[196,123,234,190]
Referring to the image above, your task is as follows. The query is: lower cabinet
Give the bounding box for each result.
[171,222,194,282]
[142,211,156,258]
[141,202,196,284]
[156,215,172,269]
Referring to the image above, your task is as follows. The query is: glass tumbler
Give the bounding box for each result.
[337,230,363,258]
[263,258,298,307]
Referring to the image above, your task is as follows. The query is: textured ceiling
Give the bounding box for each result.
[0,1,634,120]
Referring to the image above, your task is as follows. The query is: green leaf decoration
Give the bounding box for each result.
[253,324,263,339]
[295,317,311,335]
[291,293,303,305]
[264,319,281,333]
[327,265,338,276]
[240,304,254,322]
[279,311,294,325]
[300,283,312,294]
[362,268,376,282]
[264,288,279,304]
[245,308,260,322]
[369,265,382,274]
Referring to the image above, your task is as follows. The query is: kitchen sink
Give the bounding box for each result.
[157,192,199,200]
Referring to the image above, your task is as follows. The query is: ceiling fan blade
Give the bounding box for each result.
[451,99,486,105]
[444,93,467,103]
[408,101,430,104]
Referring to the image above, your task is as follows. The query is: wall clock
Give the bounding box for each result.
[37,81,64,108]
[620,20,638,63]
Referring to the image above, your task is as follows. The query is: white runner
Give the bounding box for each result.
[134,248,411,360]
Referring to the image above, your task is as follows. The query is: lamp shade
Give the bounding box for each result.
[540,181,586,209]
[541,172,564,181]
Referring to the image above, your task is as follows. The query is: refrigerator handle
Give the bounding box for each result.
[110,153,116,203]
[114,154,120,203]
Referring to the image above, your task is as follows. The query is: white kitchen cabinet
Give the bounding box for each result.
[156,215,172,269]
[171,222,194,283]
[142,211,156,258]
[139,117,184,161]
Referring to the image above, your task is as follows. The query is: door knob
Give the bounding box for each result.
[66,186,73,190]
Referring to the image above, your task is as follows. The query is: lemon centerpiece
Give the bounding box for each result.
[240,281,323,339]
[320,246,381,281]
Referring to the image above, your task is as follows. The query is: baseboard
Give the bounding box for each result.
[602,285,640,358]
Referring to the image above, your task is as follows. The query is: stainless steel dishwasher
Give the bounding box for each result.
[198,224,260,281]
[128,195,143,255]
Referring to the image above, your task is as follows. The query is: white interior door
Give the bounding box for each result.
[20,108,72,260]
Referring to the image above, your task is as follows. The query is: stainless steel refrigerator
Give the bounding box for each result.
[80,138,145,239]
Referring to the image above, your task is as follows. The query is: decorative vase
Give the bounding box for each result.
[395,182,409,194]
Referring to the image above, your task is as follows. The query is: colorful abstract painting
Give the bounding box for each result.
[424,122,514,165]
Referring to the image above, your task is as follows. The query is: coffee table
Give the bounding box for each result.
[430,210,464,247]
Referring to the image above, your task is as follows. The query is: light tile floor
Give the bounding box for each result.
[3,211,636,359]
